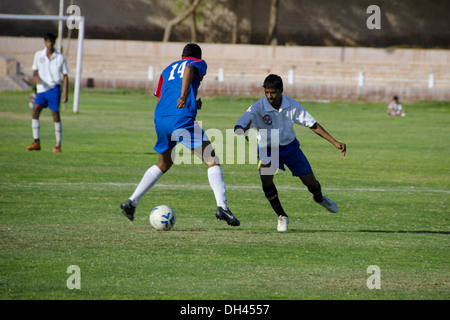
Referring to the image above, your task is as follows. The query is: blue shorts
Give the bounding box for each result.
[154,116,208,154]
[34,85,61,112]
[258,138,313,177]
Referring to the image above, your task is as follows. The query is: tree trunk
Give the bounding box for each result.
[266,0,279,45]
[188,0,197,42]
[163,0,202,42]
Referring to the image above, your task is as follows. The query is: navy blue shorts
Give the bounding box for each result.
[258,138,313,177]
[34,85,61,112]
[153,116,208,154]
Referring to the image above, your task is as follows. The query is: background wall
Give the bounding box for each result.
[1,0,449,48]
[1,36,449,102]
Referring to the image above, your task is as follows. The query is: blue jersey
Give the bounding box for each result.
[153,57,207,120]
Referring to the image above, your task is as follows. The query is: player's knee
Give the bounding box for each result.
[300,173,317,188]
[52,111,60,122]
[32,106,41,119]
[157,158,173,173]
[202,143,219,165]
[157,163,171,173]
[204,154,220,167]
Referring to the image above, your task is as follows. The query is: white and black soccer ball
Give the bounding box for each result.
[149,205,176,231]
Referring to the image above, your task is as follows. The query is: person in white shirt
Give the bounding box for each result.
[27,33,69,152]
[234,74,346,231]
[387,96,406,117]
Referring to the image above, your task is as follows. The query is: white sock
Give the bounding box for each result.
[54,122,62,146]
[32,119,40,140]
[207,165,228,210]
[129,165,164,207]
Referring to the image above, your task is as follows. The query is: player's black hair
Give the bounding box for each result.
[44,33,57,42]
[182,43,202,59]
[263,74,283,92]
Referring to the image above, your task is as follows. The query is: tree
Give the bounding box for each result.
[188,0,198,42]
[265,0,279,45]
[163,0,202,42]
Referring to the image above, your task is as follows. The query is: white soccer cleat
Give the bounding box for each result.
[277,215,289,232]
[314,196,338,213]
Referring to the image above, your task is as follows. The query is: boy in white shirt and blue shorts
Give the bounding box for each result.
[27,33,68,152]
[235,74,346,231]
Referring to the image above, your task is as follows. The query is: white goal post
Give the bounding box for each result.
[0,13,85,113]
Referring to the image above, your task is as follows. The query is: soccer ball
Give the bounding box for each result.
[149,205,176,231]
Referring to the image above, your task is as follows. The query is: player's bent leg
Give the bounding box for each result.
[157,149,174,173]
[31,104,44,119]
[208,164,240,226]
[299,173,321,201]
[193,140,219,168]
[52,111,62,152]
[259,167,274,188]
[260,170,288,231]
[51,110,61,122]
[197,141,240,226]
[120,150,170,221]
[27,105,44,151]
[300,173,338,213]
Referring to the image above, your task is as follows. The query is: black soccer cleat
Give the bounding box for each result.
[120,199,136,221]
[215,206,240,227]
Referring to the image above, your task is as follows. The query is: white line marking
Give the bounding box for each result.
[0,183,448,193]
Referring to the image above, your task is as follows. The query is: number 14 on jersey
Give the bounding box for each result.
[168,61,188,81]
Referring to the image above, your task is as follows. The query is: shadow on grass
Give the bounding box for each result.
[358,229,450,235]
[287,229,450,235]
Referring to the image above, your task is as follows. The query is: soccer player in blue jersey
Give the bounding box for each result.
[120,43,240,226]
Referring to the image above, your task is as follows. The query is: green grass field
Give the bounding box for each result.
[0,88,448,301]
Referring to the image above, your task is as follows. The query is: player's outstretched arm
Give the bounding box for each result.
[310,122,346,156]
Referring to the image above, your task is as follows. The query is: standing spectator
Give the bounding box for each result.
[27,33,69,152]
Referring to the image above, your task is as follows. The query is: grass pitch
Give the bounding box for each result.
[0,88,449,300]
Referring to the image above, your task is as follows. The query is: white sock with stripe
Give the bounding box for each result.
[32,119,40,141]
[54,122,62,146]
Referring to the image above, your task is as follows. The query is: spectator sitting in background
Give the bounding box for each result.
[387,96,406,117]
